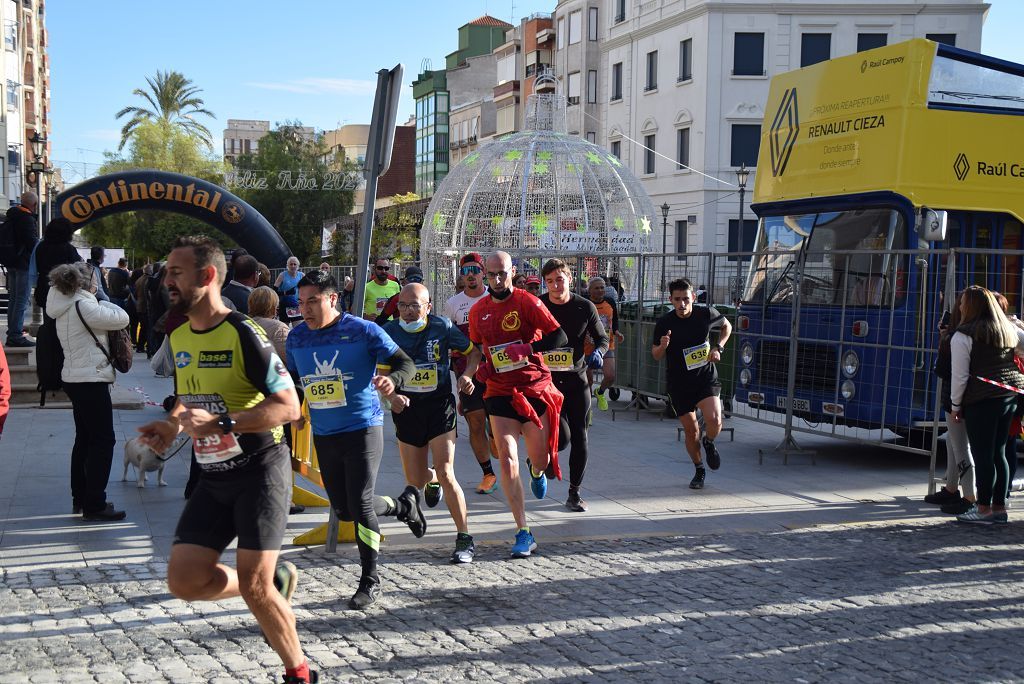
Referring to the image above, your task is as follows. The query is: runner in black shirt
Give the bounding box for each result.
[652,278,732,490]
[540,259,609,512]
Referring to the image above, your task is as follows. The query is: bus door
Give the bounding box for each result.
[996,217,1023,315]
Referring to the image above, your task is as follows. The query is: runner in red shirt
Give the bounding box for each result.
[469,251,567,558]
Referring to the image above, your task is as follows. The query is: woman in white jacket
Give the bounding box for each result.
[46,262,130,522]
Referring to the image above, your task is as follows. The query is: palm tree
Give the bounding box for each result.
[115,70,215,150]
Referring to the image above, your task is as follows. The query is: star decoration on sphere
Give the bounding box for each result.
[585,151,603,165]
[566,163,579,175]
[466,222,477,235]
[491,165,505,178]
[464,152,480,165]
[432,212,446,229]
[639,215,652,234]
[626,257,635,268]
[537,151,553,162]
[608,155,623,167]
[505,150,524,161]
[531,213,551,236]
[491,215,504,226]
[533,162,550,175]
[613,217,625,231]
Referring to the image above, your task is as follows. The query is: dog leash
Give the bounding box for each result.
[157,437,191,463]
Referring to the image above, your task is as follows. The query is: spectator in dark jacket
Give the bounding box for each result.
[106,257,131,310]
[6,191,39,346]
[86,246,110,302]
[147,262,170,356]
[221,254,258,314]
[33,217,81,315]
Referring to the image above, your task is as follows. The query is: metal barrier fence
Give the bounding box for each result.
[607,248,1024,476]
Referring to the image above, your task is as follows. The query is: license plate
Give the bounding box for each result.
[776,397,810,412]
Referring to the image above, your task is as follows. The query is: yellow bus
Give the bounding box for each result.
[737,38,1024,443]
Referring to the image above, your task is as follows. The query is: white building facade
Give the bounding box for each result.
[594,0,987,257]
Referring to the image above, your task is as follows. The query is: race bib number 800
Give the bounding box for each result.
[542,347,574,372]
[302,373,347,408]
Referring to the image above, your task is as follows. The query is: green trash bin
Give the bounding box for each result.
[710,304,737,412]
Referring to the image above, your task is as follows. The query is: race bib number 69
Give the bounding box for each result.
[490,341,529,374]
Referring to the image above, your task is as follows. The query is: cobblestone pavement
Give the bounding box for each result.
[2,519,1023,683]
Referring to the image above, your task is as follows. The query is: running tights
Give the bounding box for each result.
[554,372,592,490]
[963,396,1016,507]
[313,427,397,583]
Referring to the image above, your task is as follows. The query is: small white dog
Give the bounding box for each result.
[123,436,174,488]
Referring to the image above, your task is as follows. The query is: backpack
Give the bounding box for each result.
[35,315,64,405]
[0,218,15,268]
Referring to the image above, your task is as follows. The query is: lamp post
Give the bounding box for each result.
[29,132,46,238]
[660,201,670,294]
[736,163,750,252]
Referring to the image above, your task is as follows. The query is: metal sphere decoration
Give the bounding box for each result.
[421,80,656,296]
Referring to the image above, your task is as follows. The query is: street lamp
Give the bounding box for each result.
[660,201,670,294]
[28,132,46,237]
[736,163,750,253]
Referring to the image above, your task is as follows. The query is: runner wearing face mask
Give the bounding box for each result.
[381,283,481,563]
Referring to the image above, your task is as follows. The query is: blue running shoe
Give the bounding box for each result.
[529,465,547,500]
[510,528,537,558]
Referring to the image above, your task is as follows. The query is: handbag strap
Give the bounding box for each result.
[75,300,114,366]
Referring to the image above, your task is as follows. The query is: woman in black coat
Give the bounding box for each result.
[33,217,82,313]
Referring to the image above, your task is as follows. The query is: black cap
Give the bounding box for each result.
[404,266,424,283]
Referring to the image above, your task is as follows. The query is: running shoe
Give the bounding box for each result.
[941,497,974,515]
[689,466,706,490]
[424,482,443,508]
[596,390,609,411]
[397,488,427,538]
[957,505,997,524]
[702,436,721,471]
[529,464,548,499]
[565,490,588,512]
[510,528,537,558]
[273,561,300,604]
[924,488,959,505]
[451,533,476,564]
[282,670,319,683]
[348,577,381,610]
[476,473,498,494]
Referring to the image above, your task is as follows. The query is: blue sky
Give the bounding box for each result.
[49,0,1022,186]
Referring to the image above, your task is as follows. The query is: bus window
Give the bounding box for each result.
[1001,219,1022,314]
[972,218,992,288]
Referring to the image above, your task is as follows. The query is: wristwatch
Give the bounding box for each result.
[217,413,236,434]
[714,344,724,353]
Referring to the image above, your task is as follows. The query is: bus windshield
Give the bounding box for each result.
[743,208,906,306]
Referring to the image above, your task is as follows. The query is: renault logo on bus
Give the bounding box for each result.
[769,87,800,177]
[954,153,969,181]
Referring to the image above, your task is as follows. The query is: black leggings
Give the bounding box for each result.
[964,396,1016,507]
[313,427,395,582]
[554,372,591,489]
[63,382,116,513]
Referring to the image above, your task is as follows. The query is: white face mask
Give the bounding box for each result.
[399,317,427,333]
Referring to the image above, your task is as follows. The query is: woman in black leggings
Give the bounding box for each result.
[539,258,609,512]
[949,286,1024,524]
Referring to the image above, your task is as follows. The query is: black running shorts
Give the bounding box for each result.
[392,392,458,448]
[173,445,291,552]
[668,381,721,417]
[459,378,487,413]
[484,394,547,423]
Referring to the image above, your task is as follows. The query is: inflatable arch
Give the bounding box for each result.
[54,170,292,267]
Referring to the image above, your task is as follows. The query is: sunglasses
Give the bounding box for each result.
[460,265,482,275]
[376,265,390,271]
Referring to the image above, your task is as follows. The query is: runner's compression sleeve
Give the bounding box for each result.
[385,349,416,389]
[531,327,569,353]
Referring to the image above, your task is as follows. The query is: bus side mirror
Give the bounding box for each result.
[919,208,948,242]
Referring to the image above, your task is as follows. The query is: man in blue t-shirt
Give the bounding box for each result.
[285,270,424,610]
[381,283,481,564]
